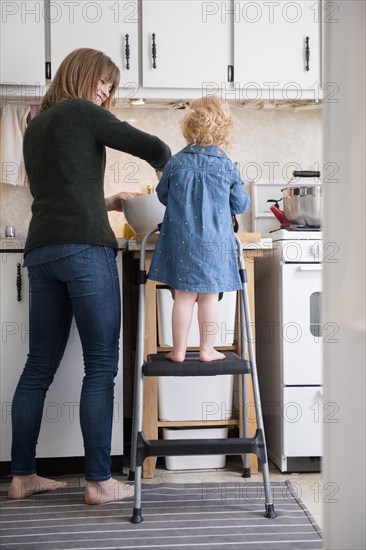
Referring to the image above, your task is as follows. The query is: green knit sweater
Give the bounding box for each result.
[23,99,171,253]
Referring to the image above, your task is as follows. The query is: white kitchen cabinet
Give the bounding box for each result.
[141,0,231,89]
[0,247,124,462]
[141,0,321,96]
[0,0,323,99]
[234,0,321,99]
[0,251,30,457]
[49,0,139,92]
[0,0,46,85]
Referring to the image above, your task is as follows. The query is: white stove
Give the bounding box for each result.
[267,227,323,263]
[269,227,322,239]
[255,226,323,472]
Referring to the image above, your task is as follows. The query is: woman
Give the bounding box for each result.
[8,48,171,504]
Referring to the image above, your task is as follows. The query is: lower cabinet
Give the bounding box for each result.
[0,249,124,462]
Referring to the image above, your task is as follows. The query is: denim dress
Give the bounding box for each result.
[148,144,251,292]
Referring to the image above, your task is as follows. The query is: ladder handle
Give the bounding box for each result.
[130,226,160,476]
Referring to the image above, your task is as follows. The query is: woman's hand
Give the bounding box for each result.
[105,191,144,212]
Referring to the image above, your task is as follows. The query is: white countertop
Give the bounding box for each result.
[0,238,27,250]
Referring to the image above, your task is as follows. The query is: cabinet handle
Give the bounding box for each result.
[227,65,234,83]
[45,61,51,80]
[293,170,321,178]
[125,34,130,70]
[297,265,322,271]
[152,33,157,69]
[305,36,310,71]
[16,263,22,302]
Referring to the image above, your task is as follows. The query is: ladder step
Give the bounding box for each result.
[136,430,267,466]
[143,351,251,376]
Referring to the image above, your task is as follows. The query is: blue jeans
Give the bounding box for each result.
[11,246,121,481]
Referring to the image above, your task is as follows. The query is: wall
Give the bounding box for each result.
[323,1,366,548]
[0,103,321,239]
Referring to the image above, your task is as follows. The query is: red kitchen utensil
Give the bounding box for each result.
[267,199,292,227]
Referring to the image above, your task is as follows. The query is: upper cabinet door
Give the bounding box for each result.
[141,0,231,89]
[49,1,139,92]
[234,0,321,96]
[0,0,45,85]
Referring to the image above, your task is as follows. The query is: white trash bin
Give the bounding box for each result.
[157,288,236,469]
[158,375,234,422]
[163,427,229,470]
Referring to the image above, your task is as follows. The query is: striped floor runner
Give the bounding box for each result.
[0,481,322,549]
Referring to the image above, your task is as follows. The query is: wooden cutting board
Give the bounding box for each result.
[237,232,261,242]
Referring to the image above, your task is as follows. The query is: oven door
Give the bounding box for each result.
[281,263,323,385]
[283,386,323,457]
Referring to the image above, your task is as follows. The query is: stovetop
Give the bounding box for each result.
[280,224,321,232]
[268,227,323,241]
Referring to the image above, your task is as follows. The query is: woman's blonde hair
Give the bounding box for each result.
[40,48,120,111]
[180,96,233,150]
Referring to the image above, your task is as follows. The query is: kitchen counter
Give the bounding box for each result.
[0,238,27,251]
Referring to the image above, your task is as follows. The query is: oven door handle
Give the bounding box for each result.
[297,264,323,271]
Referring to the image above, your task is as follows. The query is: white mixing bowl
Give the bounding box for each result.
[122,193,166,235]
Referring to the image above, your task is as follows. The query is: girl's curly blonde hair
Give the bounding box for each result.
[180,96,233,150]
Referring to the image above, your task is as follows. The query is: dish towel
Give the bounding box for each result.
[0,103,30,186]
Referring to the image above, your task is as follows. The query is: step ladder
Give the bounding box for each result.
[129,229,277,523]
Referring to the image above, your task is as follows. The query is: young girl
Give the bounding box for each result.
[148,96,250,362]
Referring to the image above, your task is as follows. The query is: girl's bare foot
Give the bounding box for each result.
[8,474,67,500]
[85,478,134,505]
[166,350,185,362]
[200,349,226,362]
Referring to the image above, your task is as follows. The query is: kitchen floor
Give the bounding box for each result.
[141,459,323,528]
[27,458,322,528]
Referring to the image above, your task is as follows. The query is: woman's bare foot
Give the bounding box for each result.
[166,350,185,362]
[85,478,134,505]
[200,349,226,362]
[8,474,67,500]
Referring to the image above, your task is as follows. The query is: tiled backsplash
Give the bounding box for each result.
[0,103,322,239]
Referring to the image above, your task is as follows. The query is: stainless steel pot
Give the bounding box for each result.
[281,171,322,227]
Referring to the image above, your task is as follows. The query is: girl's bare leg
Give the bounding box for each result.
[198,293,226,362]
[166,290,197,362]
